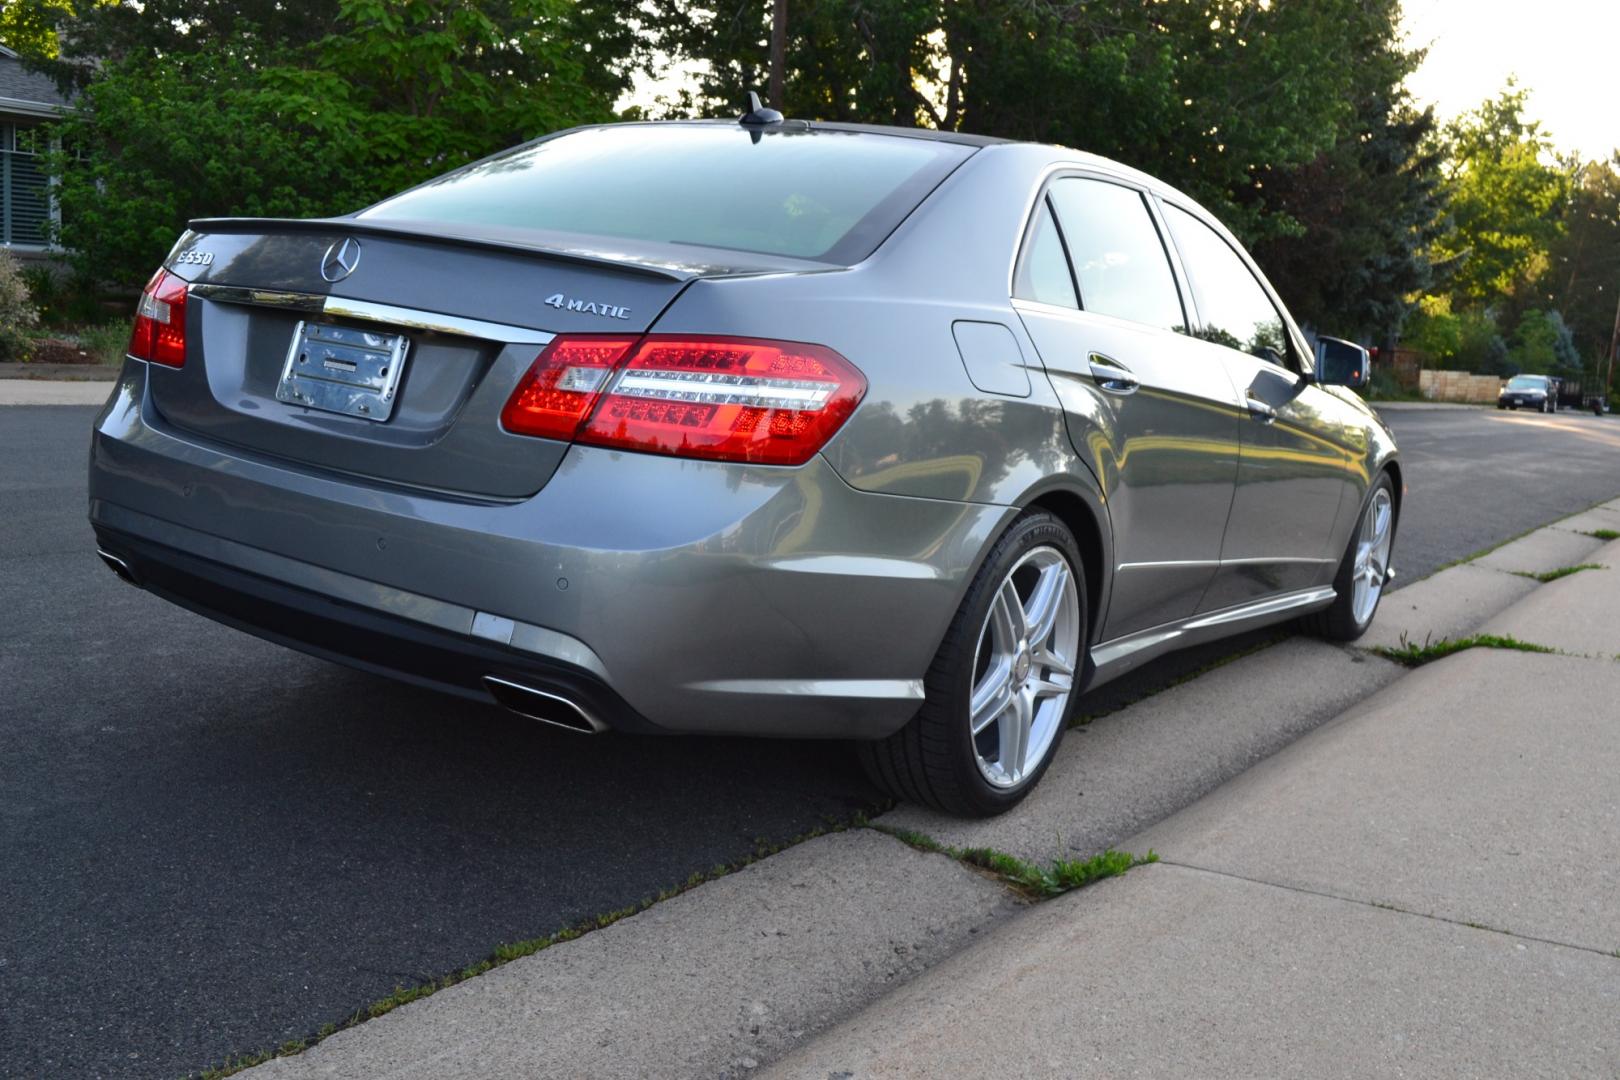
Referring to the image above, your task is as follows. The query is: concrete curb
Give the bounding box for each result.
[0,362,118,382]
[234,499,1620,1080]
[1369,400,1490,411]
[0,379,116,405]
[763,517,1620,1079]
[246,830,1020,1080]
[762,860,1620,1079]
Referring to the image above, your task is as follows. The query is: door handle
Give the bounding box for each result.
[1088,354,1139,395]
[1246,390,1277,423]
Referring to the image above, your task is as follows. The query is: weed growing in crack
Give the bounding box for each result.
[1372,632,1557,667]
[876,825,1155,899]
[1512,563,1604,584]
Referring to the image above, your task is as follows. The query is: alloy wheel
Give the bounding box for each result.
[967,546,1081,788]
[1351,487,1394,626]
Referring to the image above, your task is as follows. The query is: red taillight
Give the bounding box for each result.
[584,336,865,465]
[502,335,866,466]
[500,336,639,440]
[128,268,190,368]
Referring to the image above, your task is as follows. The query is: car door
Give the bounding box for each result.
[1156,200,1360,612]
[1013,175,1244,640]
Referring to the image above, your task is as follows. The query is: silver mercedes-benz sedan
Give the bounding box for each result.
[89,112,1399,816]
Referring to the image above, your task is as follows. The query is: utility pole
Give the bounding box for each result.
[1607,289,1620,411]
[769,0,787,111]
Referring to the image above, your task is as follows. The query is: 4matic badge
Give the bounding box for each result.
[544,293,631,320]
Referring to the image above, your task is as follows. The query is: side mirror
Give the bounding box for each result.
[1316,336,1370,389]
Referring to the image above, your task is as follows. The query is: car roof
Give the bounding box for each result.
[618,118,1185,201]
[672,117,1012,148]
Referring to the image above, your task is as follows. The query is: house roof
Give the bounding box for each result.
[0,46,70,118]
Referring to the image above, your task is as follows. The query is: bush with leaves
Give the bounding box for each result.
[0,250,41,361]
[42,0,628,289]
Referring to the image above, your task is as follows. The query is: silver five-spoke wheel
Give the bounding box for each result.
[969,546,1080,788]
[1351,486,1393,627]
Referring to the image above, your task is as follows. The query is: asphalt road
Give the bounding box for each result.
[3,402,1618,1079]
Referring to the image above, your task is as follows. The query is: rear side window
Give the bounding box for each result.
[1046,178,1186,333]
[360,124,973,265]
[1013,201,1078,308]
[1162,204,1290,363]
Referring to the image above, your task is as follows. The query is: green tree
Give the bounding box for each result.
[1546,154,1620,364]
[49,53,362,287]
[643,0,1404,243]
[1432,85,1570,303]
[46,0,630,287]
[1506,308,1580,375]
[0,0,72,59]
[1244,0,1449,347]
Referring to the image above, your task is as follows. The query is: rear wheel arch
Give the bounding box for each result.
[1023,487,1109,648]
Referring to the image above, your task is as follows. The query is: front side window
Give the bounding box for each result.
[1046,178,1186,333]
[1162,204,1290,364]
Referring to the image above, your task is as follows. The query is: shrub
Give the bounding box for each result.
[0,250,41,361]
[79,322,131,366]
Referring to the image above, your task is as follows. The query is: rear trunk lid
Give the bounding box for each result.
[148,219,708,499]
[148,124,974,498]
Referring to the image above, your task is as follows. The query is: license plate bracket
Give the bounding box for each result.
[276,321,410,422]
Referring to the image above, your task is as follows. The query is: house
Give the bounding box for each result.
[0,43,67,261]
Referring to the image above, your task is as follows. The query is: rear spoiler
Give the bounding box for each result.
[187,216,832,283]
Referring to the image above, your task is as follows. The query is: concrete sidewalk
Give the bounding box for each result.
[767,542,1620,1078]
[0,378,115,405]
[237,506,1620,1080]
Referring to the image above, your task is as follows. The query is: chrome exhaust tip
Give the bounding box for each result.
[97,547,141,588]
[482,675,606,735]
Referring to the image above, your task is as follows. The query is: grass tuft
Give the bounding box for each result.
[1372,632,1557,667]
[1512,563,1604,584]
[876,824,1155,900]
[959,846,1157,898]
[1583,528,1619,541]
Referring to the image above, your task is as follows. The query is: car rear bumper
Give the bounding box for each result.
[92,524,658,734]
[89,361,1012,738]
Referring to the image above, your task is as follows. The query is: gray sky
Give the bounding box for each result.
[1401,0,1614,160]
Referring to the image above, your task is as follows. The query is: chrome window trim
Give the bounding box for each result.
[189,284,556,346]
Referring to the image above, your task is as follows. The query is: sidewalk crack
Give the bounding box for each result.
[1155,858,1620,960]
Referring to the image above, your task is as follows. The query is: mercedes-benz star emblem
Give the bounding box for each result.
[320,237,362,283]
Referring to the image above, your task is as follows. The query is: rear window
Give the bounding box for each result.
[360,124,974,265]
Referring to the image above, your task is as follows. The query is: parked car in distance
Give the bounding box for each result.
[89,109,1401,817]
[1499,374,1557,412]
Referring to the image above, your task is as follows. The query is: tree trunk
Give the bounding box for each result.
[769,0,787,109]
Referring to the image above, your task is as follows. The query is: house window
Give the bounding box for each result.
[1,121,52,247]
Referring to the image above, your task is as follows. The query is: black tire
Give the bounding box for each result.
[858,508,1087,818]
[1302,472,1397,642]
